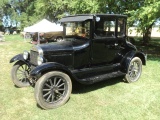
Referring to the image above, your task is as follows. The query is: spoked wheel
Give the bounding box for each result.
[11,61,31,87]
[35,71,72,109]
[125,57,142,83]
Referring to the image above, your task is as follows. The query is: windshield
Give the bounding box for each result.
[64,21,90,39]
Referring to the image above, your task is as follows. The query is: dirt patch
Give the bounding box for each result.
[0,41,8,45]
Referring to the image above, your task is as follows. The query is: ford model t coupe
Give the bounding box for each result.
[10,14,146,109]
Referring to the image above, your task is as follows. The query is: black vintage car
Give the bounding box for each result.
[10,14,146,109]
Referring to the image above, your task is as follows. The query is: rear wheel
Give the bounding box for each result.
[11,61,31,87]
[125,57,142,83]
[34,71,72,109]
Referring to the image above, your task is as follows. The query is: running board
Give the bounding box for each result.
[78,71,125,84]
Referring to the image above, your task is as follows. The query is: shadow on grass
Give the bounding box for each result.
[130,37,160,61]
[72,76,124,94]
[36,104,44,110]
[147,55,160,62]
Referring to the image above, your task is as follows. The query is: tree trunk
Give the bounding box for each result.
[142,24,153,45]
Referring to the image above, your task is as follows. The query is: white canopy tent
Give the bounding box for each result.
[23,19,63,43]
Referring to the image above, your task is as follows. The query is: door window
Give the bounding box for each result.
[95,18,116,38]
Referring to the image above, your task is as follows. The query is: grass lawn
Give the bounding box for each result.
[0,35,160,120]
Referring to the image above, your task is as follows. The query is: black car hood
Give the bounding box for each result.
[37,39,90,55]
[38,41,73,54]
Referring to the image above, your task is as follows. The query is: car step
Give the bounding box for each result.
[79,71,125,84]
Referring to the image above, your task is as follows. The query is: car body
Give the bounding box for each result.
[10,14,146,109]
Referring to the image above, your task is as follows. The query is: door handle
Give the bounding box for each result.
[114,43,118,46]
[105,43,118,48]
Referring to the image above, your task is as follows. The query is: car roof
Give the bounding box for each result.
[59,14,127,23]
[68,14,127,17]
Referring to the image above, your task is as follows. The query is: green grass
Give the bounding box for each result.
[0,35,160,120]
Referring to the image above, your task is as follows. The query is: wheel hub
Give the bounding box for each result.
[24,71,29,77]
[131,64,138,73]
[51,86,59,94]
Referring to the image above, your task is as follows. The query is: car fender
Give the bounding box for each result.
[10,53,24,63]
[121,51,146,73]
[30,62,76,80]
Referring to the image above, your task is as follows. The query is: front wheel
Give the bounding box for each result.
[34,71,72,109]
[11,61,31,87]
[125,57,142,83]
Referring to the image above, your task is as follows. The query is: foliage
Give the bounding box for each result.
[0,0,11,27]
[68,0,100,14]
[0,0,38,29]
[12,0,38,29]
[127,0,160,44]
[34,0,67,21]
[34,0,101,21]
[0,0,8,18]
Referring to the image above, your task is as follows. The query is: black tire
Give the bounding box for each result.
[11,61,31,87]
[56,37,63,42]
[34,71,72,109]
[125,57,142,83]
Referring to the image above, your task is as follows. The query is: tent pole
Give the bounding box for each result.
[38,32,40,44]
[24,33,25,41]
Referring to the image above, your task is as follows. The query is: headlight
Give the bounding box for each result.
[37,56,43,65]
[23,51,29,60]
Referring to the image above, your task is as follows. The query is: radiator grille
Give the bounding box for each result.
[30,50,38,65]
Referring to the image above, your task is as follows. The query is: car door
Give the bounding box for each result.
[91,37,123,65]
[91,17,126,65]
[91,38,108,65]
[106,18,127,63]
[104,37,125,64]
[91,18,116,65]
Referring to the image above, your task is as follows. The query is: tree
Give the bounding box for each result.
[34,0,69,21]
[10,0,38,29]
[0,0,38,29]
[34,0,104,21]
[0,0,11,28]
[128,0,160,44]
[0,0,8,18]
[68,0,100,14]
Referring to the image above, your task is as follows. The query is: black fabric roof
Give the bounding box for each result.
[59,15,94,23]
[59,14,127,23]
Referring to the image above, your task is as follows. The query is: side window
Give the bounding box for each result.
[104,20,116,37]
[117,18,125,37]
[95,19,116,38]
